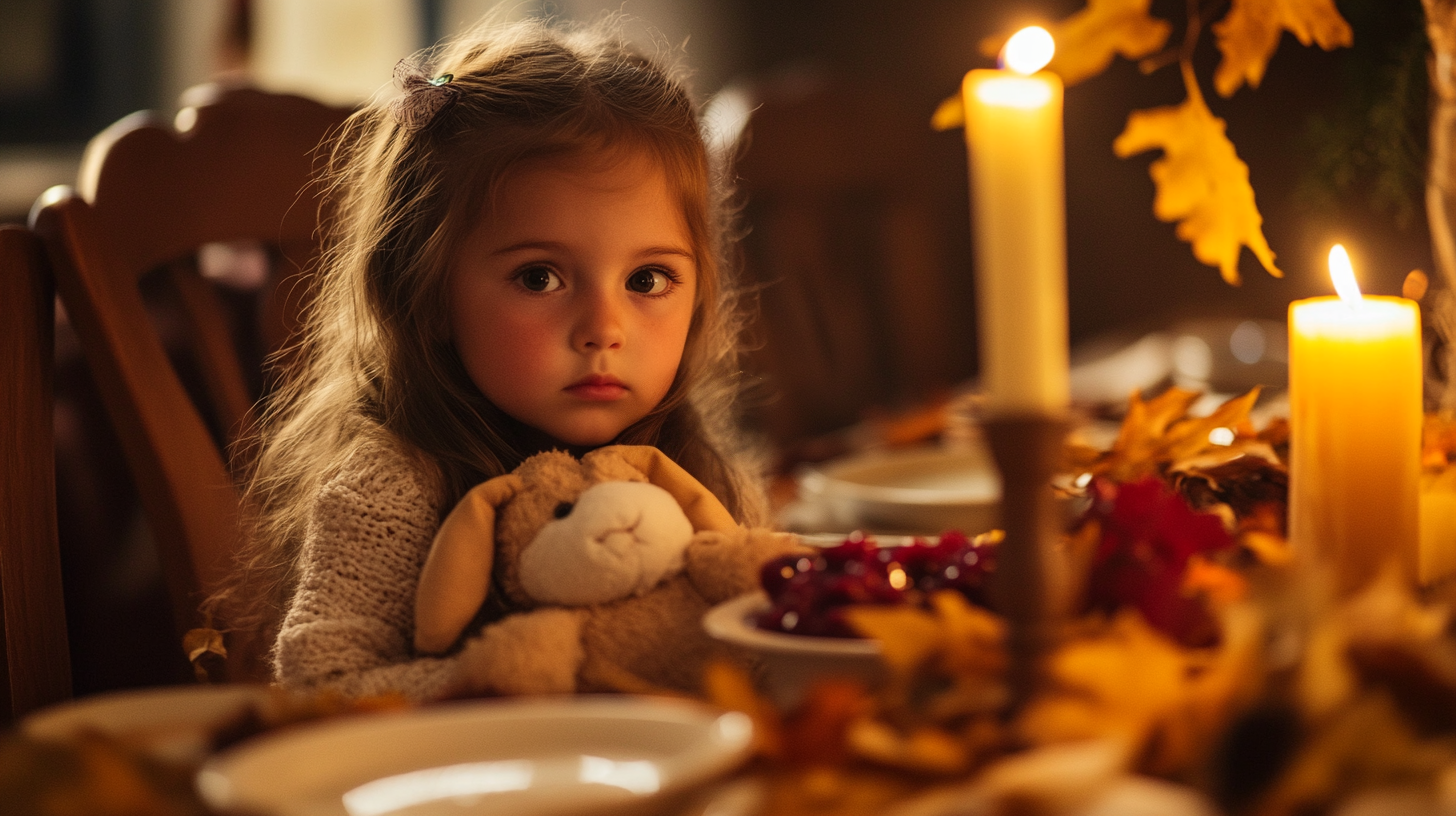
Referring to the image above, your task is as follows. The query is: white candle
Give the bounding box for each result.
[1288,245,1422,594]
[962,27,1070,415]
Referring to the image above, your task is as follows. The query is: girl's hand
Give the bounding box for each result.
[452,608,587,695]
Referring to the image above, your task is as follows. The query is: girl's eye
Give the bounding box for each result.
[516,265,563,293]
[626,267,673,295]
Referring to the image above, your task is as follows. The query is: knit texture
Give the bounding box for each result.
[273,435,460,701]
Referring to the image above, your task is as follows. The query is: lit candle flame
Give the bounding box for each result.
[1002,27,1055,75]
[1328,244,1363,307]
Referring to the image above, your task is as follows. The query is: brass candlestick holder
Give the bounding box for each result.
[982,412,1070,715]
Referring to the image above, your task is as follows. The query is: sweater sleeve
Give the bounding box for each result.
[273,441,461,702]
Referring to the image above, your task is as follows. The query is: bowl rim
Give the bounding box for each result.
[22,683,269,740]
[196,695,754,816]
[797,445,1001,507]
[702,592,881,657]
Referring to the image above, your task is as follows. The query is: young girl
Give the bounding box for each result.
[234,17,766,701]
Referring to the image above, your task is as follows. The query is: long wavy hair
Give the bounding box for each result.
[223,16,764,637]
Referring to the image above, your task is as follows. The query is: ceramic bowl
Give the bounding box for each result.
[23,684,267,764]
[703,592,883,709]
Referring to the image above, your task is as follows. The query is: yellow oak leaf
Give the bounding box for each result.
[1113,86,1281,283]
[979,0,1172,86]
[1212,0,1352,97]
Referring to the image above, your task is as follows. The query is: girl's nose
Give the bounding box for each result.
[572,289,626,351]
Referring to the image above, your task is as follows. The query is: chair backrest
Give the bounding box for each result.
[727,74,977,452]
[0,225,72,721]
[30,84,351,679]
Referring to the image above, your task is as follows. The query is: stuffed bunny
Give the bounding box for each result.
[414,445,803,695]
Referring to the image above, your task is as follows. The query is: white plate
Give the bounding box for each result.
[196,695,754,816]
[703,592,882,709]
[22,683,267,763]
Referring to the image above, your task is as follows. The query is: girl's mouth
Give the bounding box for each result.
[565,374,628,401]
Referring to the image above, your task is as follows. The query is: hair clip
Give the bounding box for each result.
[391,58,462,132]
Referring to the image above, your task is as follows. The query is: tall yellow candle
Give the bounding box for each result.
[962,27,1070,415]
[1288,245,1422,594]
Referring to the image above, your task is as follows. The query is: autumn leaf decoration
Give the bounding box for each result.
[1113,66,1279,284]
[940,0,1352,285]
[1212,0,1353,98]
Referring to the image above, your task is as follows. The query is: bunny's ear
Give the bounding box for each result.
[414,473,521,654]
[601,445,739,532]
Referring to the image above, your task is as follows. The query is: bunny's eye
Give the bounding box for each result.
[553,501,574,519]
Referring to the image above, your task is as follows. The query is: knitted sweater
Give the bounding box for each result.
[273,436,461,701]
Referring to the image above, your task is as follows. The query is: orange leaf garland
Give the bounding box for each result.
[1212,0,1353,98]
[1113,73,1282,283]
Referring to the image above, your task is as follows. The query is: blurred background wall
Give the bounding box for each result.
[0,0,1430,343]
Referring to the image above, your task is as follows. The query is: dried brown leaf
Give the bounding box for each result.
[1135,386,1204,439]
[1099,387,1208,482]
[1087,387,1277,490]
[183,627,226,662]
[183,627,227,684]
[1161,386,1261,462]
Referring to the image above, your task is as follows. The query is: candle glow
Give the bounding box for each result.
[1002,26,1055,75]
[1328,244,1363,306]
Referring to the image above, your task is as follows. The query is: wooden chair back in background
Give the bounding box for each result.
[0,225,72,721]
[725,74,976,458]
[30,84,351,680]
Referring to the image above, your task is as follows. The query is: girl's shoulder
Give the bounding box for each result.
[323,425,446,513]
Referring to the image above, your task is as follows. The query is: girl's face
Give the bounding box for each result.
[448,148,697,447]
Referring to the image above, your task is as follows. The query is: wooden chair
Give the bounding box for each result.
[726,73,977,456]
[30,84,351,681]
[0,225,72,721]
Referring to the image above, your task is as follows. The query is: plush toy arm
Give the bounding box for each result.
[451,607,587,696]
[685,528,808,604]
[414,474,520,654]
